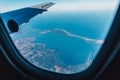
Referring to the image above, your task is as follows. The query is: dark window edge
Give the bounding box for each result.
[0,4,120,80]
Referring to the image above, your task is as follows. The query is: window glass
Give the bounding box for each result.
[1,0,119,74]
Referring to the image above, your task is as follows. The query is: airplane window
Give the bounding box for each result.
[0,0,119,74]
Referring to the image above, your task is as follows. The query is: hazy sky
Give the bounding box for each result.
[0,0,119,12]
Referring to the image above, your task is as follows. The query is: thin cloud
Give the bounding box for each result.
[49,2,118,11]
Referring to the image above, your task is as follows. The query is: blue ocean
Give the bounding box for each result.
[25,10,114,65]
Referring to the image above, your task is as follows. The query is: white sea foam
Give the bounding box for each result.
[40,28,104,45]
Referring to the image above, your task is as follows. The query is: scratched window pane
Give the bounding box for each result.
[1,0,119,74]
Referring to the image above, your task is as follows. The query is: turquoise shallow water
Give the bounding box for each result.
[29,11,113,39]
[26,10,113,65]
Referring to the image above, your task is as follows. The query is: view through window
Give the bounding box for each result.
[0,0,119,74]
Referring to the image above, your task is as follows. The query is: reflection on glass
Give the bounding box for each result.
[1,0,119,74]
